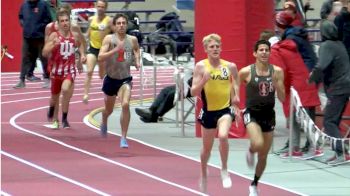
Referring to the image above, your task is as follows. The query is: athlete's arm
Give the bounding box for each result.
[191,61,210,97]
[42,32,58,58]
[238,66,250,85]
[72,24,87,55]
[98,35,118,62]
[131,36,141,71]
[229,62,240,105]
[273,65,285,102]
[45,22,54,43]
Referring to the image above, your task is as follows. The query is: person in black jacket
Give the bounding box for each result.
[335,1,350,59]
[135,77,193,123]
[309,20,350,165]
[14,0,52,89]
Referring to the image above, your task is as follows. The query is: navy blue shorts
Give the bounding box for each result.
[243,108,275,132]
[102,75,133,96]
[197,107,235,129]
[88,45,100,57]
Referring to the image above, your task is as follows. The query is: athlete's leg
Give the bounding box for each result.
[83,54,97,102]
[217,114,232,171]
[255,131,273,178]
[117,84,132,138]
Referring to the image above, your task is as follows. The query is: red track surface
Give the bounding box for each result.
[1,70,298,196]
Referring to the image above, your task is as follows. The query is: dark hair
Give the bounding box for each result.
[56,10,70,21]
[254,40,271,52]
[259,29,275,41]
[113,13,128,25]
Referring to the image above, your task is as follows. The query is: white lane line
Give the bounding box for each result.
[1,82,175,96]
[1,150,110,196]
[0,190,12,196]
[9,103,206,196]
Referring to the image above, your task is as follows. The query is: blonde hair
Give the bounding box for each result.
[202,33,221,47]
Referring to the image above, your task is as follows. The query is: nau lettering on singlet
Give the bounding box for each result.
[202,59,231,111]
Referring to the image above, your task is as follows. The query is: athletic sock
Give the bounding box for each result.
[251,175,260,186]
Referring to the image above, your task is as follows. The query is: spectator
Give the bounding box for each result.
[309,20,350,165]
[273,11,321,156]
[321,0,343,21]
[283,1,304,27]
[334,0,350,59]
[14,0,52,89]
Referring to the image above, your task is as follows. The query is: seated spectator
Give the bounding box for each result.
[135,77,192,123]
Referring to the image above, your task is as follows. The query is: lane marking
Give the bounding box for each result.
[1,151,110,196]
[8,102,206,196]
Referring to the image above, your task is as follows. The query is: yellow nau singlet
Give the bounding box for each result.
[89,15,111,49]
[202,59,231,111]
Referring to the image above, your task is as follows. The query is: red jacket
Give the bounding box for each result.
[270,39,320,117]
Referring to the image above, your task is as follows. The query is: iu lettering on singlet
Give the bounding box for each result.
[50,31,77,77]
[201,59,231,111]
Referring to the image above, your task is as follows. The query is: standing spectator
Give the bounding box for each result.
[14,0,52,89]
[321,0,344,21]
[83,0,113,104]
[191,33,240,193]
[334,0,350,59]
[283,1,305,27]
[98,14,141,148]
[309,20,350,165]
[43,10,85,129]
[273,11,320,155]
[238,40,285,196]
[261,29,321,159]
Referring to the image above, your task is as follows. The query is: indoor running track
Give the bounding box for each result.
[1,70,297,196]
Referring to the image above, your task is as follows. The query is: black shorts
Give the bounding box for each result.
[243,108,275,132]
[88,45,100,57]
[102,75,133,96]
[197,107,235,129]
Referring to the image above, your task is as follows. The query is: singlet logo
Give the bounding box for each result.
[258,81,274,96]
[211,67,229,80]
[60,40,74,59]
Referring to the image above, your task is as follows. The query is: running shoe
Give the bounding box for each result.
[120,137,128,148]
[52,120,59,130]
[327,153,350,166]
[249,185,258,196]
[300,148,324,160]
[62,120,70,129]
[280,150,303,159]
[82,95,89,104]
[199,177,207,193]
[220,170,232,188]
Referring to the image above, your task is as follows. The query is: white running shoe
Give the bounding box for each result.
[249,185,258,196]
[220,170,232,188]
[246,150,255,169]
[199,177,207,193]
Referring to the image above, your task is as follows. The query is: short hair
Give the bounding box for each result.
[259,29,275,41]
[202,33,221,47]
[56,10,70,21]
[96,0,108,8]
[254,40,271,52]
[56,3,72,15]
[113,13,128,25]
